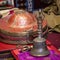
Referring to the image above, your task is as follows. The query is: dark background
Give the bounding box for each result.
[14,0,52,11]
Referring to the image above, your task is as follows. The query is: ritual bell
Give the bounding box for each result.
[30,37,49,56]
[30,9,49,56]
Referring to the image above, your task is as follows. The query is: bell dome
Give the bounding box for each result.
[0,10,37,33]
[8,10,37,32]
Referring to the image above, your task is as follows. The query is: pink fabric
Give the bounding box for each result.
[18,50,60,60]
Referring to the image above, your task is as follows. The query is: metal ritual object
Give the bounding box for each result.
[30,9,49,56]
[0,10,38,44]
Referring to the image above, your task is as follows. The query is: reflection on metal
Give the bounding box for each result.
[0,10,38,44]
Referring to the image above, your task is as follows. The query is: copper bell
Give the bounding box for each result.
[30,9,49,56]
[0,10,38,44]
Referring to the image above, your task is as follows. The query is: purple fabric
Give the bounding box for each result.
[18,50,60,60]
